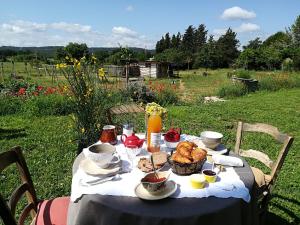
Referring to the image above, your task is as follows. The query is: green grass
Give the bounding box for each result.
[0,88,299,224]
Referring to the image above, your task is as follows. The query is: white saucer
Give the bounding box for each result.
[79,158,121,176]
[135,180,177,200]
[203,144,228,155]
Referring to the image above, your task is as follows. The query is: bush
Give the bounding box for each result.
[26,95,74,115]
[0,96,23,115]
[235,69,252,79]
[0,94,74,116]
[121,84,157,103]
[259,74,300,91]
[156,88,179,106]
[282,58,294,72]
[217,83,248,98]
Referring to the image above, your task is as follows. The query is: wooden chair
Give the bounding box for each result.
[107,103,145,132]
[0,146,70,225]
[235,122,294,221]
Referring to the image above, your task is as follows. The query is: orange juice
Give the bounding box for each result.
[147,114,162,152]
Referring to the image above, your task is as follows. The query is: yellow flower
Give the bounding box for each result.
[98,68,105,77]
[81,128,85,133]
[56,63,67,69]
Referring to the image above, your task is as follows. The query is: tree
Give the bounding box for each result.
[55,47,67,61]
[155,37,165,53]
[181,25,196,53]
[291,15,300,46]
[64,42,89,60]
[94,50,110,63]
[164,33,171,50]
[194,35,220,69]
[194,24,207,51]
[243,37,262,50]
[216,28,239,67]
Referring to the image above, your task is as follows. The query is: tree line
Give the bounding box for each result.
[155,15,300,71]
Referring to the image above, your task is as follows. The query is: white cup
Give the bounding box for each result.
[84,144,120,168]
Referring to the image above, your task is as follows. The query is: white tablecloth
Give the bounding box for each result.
[70,135,250,203]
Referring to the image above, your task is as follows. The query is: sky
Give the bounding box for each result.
[0,0,299,49]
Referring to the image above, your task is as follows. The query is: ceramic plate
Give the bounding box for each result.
[135,180,177,200]
[79,158,121,176]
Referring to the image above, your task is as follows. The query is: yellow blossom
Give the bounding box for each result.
[81,128,85,133]
[98,68,105,78]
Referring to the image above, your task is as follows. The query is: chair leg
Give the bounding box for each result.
[259,194,271,225]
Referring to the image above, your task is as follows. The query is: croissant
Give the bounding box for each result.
[177,141,196,150]
[171,152,192,164]
[177,146,192,159]
[191,148,207,162]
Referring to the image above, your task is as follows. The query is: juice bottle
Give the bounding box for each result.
[147,114,162,152]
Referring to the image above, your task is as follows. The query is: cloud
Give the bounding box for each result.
[50,22,91,33]
[125,5,134,12]
[235,23,260,33]
[0,20,154,48]
[112,26,137,37]
[221,6,256,20]
[212,28,227,36]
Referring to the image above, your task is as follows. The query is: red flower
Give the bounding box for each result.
[18,88,26,96]
[44,87,57,95]
[33,91,39,96]
[37,86,43,92]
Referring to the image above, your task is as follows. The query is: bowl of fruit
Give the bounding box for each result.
[164,128,181,149]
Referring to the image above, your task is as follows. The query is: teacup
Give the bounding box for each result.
[200,131,223,149]
[202,169,217,183]
[84,144,120,168]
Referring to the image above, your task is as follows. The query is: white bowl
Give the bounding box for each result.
[200,131,223,149]
[164,140,179,149]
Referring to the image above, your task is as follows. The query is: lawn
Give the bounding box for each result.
[0,88,299,224]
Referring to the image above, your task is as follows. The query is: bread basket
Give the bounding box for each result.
[167,152,206,176]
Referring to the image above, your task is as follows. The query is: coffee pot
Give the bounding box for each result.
[121,133,144,148]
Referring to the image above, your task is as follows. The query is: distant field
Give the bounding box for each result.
[1,62,300,102]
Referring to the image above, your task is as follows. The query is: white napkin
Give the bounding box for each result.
[212,155,244,167]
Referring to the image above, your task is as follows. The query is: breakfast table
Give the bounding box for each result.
[67,134,259,225]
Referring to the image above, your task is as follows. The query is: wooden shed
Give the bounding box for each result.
[139,60,173,78]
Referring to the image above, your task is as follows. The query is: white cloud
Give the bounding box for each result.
[0,20,154,48]
[235,23,260,33]
[212,28,227,36]
[213,23,260,36]
[112,26,137,37]
[126,5,134,12]
[50,22,91,33]
[221,6,256,20]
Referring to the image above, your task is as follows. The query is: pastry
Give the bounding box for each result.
[171,141,206,164]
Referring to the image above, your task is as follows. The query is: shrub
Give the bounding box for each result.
[121,84,157,103]
[235,69,252,79]
[0,94,74,116]
[259,74,300,91]
[217,83,248,98]
[282,58,294,72]
[26,95,74,115]
[0,96,23,115]
[156,88,179,106]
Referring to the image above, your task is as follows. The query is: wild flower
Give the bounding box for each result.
[98,68,105,78]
